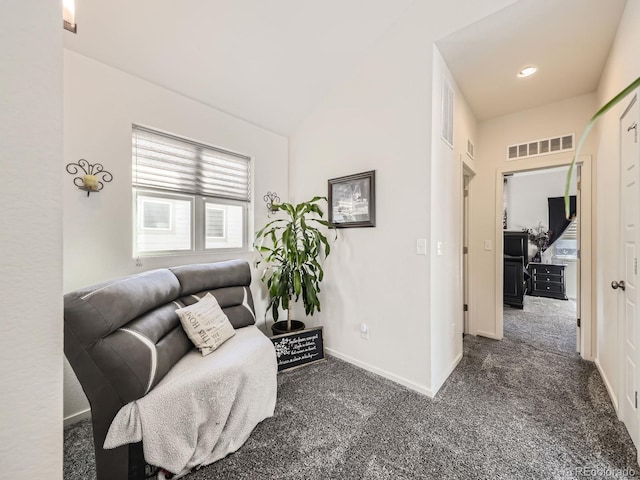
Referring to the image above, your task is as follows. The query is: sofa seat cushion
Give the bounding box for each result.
[104,325,277,476]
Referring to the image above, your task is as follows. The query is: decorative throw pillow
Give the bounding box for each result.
[175,293,236,356]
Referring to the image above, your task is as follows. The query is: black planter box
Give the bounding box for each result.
[269,326,325,372]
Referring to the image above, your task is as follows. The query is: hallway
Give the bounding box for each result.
[504,296,576,355]
[444,296,638,478]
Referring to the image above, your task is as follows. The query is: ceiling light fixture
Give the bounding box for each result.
[517,66,537,78]
[63,0,77,33]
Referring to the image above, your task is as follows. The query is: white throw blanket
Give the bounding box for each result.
[104,325,277,477]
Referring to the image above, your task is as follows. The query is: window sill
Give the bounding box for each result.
[135,248,251,259]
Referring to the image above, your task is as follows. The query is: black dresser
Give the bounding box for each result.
[528,263,568,300]
[503,231,529,309]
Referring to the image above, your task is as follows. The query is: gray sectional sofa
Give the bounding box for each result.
[64,259,276,480]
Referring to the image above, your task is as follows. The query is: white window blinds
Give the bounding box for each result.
[132,126,251,202]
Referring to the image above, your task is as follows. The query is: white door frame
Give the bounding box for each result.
[462,159,476,334]
[493,154,594,360]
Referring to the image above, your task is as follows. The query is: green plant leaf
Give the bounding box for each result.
[281,203,296,217]
[309,218,334,228]
[307,203,323,217]
[565,76,640,217]
[294,270,302,296]
[255,218,286,238]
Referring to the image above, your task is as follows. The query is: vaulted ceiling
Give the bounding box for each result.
[64,0,415,136]
[65,0,628,135]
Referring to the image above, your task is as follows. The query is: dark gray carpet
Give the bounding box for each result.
[504,296,577,355]
[65,328,639,479]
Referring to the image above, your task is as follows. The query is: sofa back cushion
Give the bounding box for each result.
[64,260,256,405]
[171,260,256,329]
[64,269,181,346]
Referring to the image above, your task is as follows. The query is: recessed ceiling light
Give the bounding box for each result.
[518,66,538,78]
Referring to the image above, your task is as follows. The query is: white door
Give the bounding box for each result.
[618,93,640,448]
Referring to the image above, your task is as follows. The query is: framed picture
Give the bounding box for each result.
[328,170,376,228]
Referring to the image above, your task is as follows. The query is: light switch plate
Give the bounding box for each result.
[416,238,427,255]
[484,240,492,251]
[437,241,444,256]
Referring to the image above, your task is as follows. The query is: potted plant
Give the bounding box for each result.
[525,222,550,263]
[255,196,336,335]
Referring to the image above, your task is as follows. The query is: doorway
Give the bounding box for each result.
[462,164,474,335]
[502,166,579,354]
[494,155,594,360]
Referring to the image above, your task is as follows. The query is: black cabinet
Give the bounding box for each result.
[528,263,568,300]
[503,231,529,309]
[504,257,526,308]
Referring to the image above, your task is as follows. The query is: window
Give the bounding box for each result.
[441,78,454,148]
[206,205,225,239]
[132,126,250,255]
[204,201,244,249]
[141,199,172,230]
[553,221,578,260]
[136,193,192,253]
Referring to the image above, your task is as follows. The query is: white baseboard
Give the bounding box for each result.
[431,352,463,395]
[326,348,434,398]
[64,408,91,427]
[595,358,618,414]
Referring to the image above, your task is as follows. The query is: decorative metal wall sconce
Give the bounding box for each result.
[66,159,113,196]
[263,191,280,211]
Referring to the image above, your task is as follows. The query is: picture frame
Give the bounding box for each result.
[328,170,376,228]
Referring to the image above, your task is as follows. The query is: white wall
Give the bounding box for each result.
[430,47,478,391]
[289,0,516,396]
[472,93,598,338]
[0,2,63,478]
[593,1,640,409]
[506,167,575,232]
[63,50,289,420]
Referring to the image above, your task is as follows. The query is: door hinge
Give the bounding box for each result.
[629,122,638,143]
[636,391,638,409]
[463,304,468,312]
[577,250,581,259]
[577,180,581,191]
[463,246,468,254]
[577,318,581,328]
[464,190,469,198]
